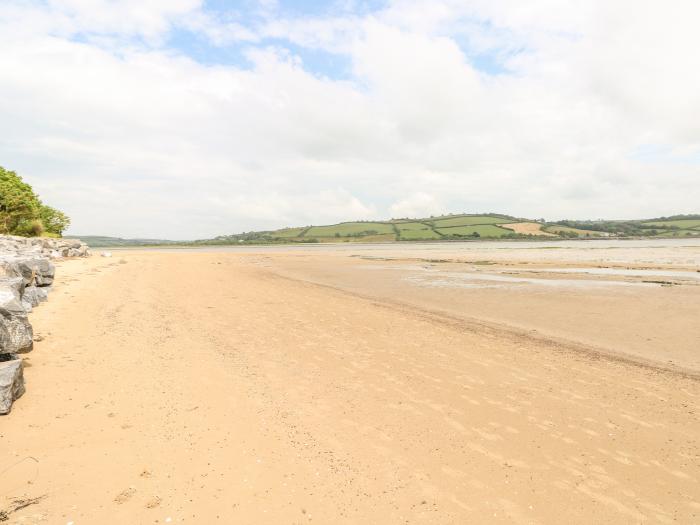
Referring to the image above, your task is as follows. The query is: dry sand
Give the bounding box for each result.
[1,242,699,524]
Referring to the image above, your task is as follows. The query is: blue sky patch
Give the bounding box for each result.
[631,144,700,165]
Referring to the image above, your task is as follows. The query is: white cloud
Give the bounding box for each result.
[0,0,203,43]
[0,0,698,239]
[390,192,443,219]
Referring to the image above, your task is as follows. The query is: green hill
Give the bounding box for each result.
[200,213,602,244]
[72,213,700,247]
[65,236,181,248]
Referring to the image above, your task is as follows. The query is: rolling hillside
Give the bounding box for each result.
[64,236,181,248]
[202,214,532,245]
[200,213,700,245]
[72,214,700,247]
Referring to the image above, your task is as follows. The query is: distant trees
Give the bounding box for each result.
[0,166,70,236]
[554,219,643,236]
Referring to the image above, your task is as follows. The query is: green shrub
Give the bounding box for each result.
[0,166,70,236]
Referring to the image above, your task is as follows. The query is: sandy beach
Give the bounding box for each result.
[1,240,699,523]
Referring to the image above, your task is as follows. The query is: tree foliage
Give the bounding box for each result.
[0,166,70,236]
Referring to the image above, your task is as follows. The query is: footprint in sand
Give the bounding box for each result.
[145,496,161,509]
[114,487,136,504]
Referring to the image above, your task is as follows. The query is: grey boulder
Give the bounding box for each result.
[0,356,25,414]
[18,257,55,286]
[0,282,33,354]
[0,256,55,287]
[20,285,50,312]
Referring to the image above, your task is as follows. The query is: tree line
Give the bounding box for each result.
[0,165,70,237]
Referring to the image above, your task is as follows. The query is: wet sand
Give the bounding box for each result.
[1,241,699,523]
[264,246,700,373]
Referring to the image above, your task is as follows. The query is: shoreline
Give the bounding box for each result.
[83,235,700,250]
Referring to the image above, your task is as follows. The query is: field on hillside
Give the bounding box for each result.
[272,227,308,238]
[430,216,513,227]
[502,222,556,236]
[396,222,442,240]
[661,229,700,236]
[643,219,700,229]
[199,214,700,246]
[543,225,606,237]
[265,215,529,242]
[436,224,511,237]
[78,214,700,247]
[305,222,395,237]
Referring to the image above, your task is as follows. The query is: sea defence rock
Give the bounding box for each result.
[0,235,89,414]
[0,355,25,415]
[0,235,89,259]
[21,285,48,312]
[0,255,55,287]
[0,278,33,354]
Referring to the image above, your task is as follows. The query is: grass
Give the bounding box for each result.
[396,221,433,231]
[305,222,395,237]
[430,215,513,227]
[398,229,442,240]
[435,225,512,237]
[664,229,700,236]
[271,227,307,238]
[543,225,605,237]
[77,212,700,247]
[333,233,396,243]
[643,219,700,230]
[395,222,441,240]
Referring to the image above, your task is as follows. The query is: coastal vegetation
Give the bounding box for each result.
[0,166,70,237]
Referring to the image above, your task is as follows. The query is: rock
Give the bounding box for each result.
[0,313,33,354]
[0,280,33,354]
[101,251,113,257]
[15,283,49,311]
[23,257,55,287]
[0,234,89,413]
[21,286,42,310]
[0,276,25,296]
[0,235,89,260]
[0,355,25,414]
[0,256,55,287]
[35,286,49,302]
[36,260,56,286]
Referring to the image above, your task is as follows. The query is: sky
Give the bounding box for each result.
[0,0,699,239]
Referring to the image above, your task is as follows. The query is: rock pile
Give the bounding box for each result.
[0,235,90,259]
[0,236,90,414]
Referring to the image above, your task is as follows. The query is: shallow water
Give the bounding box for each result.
[120,237,700,253]
[404,270,654,289]
[516,267,700,280]
[120,238,700,268]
